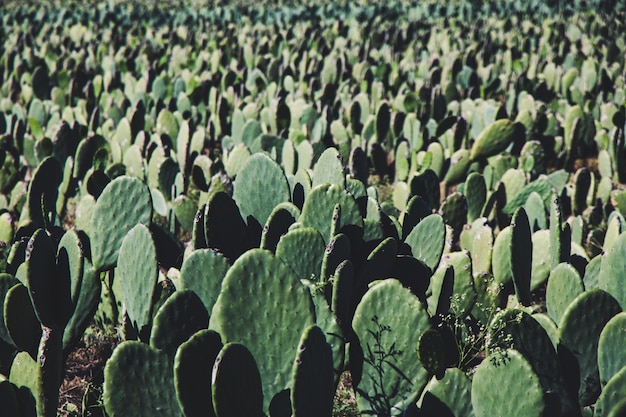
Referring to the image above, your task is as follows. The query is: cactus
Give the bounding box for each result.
[5,283,42,360]
[149,290,209,360]
[530,229,551,291]
[0,375,19,417]
[260,202,300,252]
[546,262,584,324]
[173,330,222,417]
[276,227,326,282]
[417,329,446,378]
[443,149,471,185]
[420,368,474,417]
[558,289,622,406]
[524,191,547,231]
[210,249,315,411]
[492,225,513,286]
[465,172,487,223]
[90,176,153,272]
[510,208,532,306]
[598,312,626,387]
[312,147,346,189]
[401,196,430,240]
[550,193,570,270]
[427,251,476,319]
[599,231,626,309]
[321,233,351,284]
[440,192,468,243]
[103,341,181,417]
[469,119,524,161]
[0,273,19,348]
[352,279,431,416]
[595,367,626,417]
[23,156,63,230]
[290,325,334,417]
[212,343,264,417]
[471,349,545,417]
[409,169,440,212]
[202,191,248,260]
[404,213,445,272]
[300,183,363,246]
[233,152,291,227]
[179,249,230,315]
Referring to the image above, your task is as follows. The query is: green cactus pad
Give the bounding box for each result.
[427,251,476,318]
[290,325,334,417]
[525,191,547,231]
[4,283,41,360]
[465,173,487,223]
[179,249,230,315]
[37,326,63,417]
[420,368,474,417]
[150,290,209,360]
[558,288,622,406]
[103,341,181,417]
[233,153,291,227]
[0,273,19,347]
[599,231,626,309]
[440,192,468,242]
[25,156,63,229]
[116,223,158,336]
[550,194,570,270]
[352,279,430,416]
[312,147,346,189]
[584,255,602,290]
[530,229,551,291]
[532,313,559,350]
[321,233,351,283]
[598,312,626,387]
[203,192,248,261]
[331,259,354,333]
[595,367,626,417]
[57,230,85,314]
[409,169,440,212]
[63,262,101,350]
[211,343,264,417]
[471,349,545,417]
[401,196,430,240]
[469,119,524,161]
[404,213,445,272]
[276,227,325,282]
[502,176,555,216]
[90,176,153,272]
[471,272,503,326]
[471,223,493,277]
[174,329,222,417]
[9,351,39,416]
[546,263,584,324]
[260,202,300,252]
[210,249,315,410]
[443,149,471,184]
[300,183,363,246]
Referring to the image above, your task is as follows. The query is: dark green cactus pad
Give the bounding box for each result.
[312,147,345,189]
[210,249,315,410]
[598,312,626,387]
[25,156,62,229]
[352,279,430,416]
[290,325,334,417]
[116,223,158,336]
[608,398,626,417]
[558,289,622,406]
[404,213,445,272]
[57,230,84,313]
[471,272,503,326]
[0,375,19,417]
[173,195,197,231]
[599,231,626,309]
[409,169,440,212]
[103,341,181,417]
[465,172,486,223]
[0,273,19,347]
[211,343,264,417]
[401,196,430,240]
[417,329,446,377]
[331,259,354,334]
[150,290,209,360]
[510,208,532,306]
[546,263,584,324]
[502,176,554,216]
[292,168,312,209]
[440,192,468,242]
[179,249,230,315]
[4,283,41,360]
[428,251,476,318]
[203,192,248,261]
[530,229,551,291]
[260,202,300,252]
[90,176,152,272]
[443,149,471,184]
[471,349,545,417]
[300,183,363,245]
[276,227,325,282]
[583,255,602,290]
[469,119,524,161]
[420,368,474,417]
[595,367,626,417]
[306,286,345,386]
[357,237,398,295]
[531,313,559,350]
[233,153,291,227]
[174,329,222,417]
[37,327,63,417]
[63,262,101,351]
[9,351,39,417]
[25,229,64,328]
[321,233,351,283]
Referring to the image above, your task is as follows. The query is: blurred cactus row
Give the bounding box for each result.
[1,0,626,416]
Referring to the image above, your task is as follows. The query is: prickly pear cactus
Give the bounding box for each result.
[420,368,474,417]
[404,213,445,272]
[598,312,626,387]
[469,119,524,161]
[352,279,431,416]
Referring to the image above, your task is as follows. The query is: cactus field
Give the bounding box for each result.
[2,0,626,416]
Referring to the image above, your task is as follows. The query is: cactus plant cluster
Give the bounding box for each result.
[0,0,626,416]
